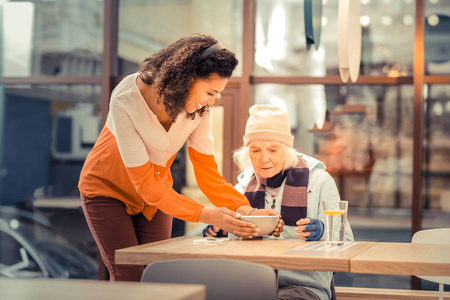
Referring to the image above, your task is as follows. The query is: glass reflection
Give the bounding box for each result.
[254,0,416,76]
[424,84,450,219]
[0,0,104,77]
[0,206,97,279]
[0,84,101,203]
[0,84,101,280]
[118,0,243,76]
[425,2,450,74]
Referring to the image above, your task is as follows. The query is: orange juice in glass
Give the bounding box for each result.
[322,201,348,246]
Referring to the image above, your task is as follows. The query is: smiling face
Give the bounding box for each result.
[185,74,228,113]
[249,140,285,178]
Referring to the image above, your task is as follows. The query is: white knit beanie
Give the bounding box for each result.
[243,104,294,147]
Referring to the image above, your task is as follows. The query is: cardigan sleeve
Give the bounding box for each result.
[108,91,150,167]
[188,147,250,211]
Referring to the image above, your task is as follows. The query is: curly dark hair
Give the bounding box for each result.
[138,34,238,122]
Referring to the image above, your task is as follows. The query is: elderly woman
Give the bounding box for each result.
[204,104,354,300]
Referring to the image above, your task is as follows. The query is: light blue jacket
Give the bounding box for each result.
[235,153,354,300]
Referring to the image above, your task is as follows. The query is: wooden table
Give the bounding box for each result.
[116,236,450,277]
[350,242,450,276]
[115,236,376,272]
[0,278,205,300]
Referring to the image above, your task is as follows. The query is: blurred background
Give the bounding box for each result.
[0,0,448,292]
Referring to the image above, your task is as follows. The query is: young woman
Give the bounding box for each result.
[78,34,277,281]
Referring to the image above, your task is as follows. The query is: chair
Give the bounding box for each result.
[141,258,278,300]
[412,228,450,300]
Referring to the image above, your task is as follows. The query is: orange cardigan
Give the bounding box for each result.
[79,127,248,222]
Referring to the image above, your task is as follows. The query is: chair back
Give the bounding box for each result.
[412,228,450,300]
[141,258,277,300]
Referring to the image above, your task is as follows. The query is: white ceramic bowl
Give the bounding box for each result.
[240,215,279,236]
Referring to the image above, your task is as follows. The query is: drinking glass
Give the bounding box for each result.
[322,200,348,246]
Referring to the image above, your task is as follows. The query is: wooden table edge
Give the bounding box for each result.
[349,242,450,276]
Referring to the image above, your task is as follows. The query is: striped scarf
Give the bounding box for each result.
[244,158,309,226]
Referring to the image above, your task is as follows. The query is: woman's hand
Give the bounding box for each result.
[199,207,260,238]
[295,218,324,241]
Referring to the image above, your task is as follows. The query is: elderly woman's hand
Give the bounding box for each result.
[202,225,228,238]
[295,218,324,241]
[269,218,285,237]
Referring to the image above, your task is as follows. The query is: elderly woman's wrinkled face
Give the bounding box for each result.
[249,140,285,178]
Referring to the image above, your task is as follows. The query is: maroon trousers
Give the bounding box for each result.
[81,194,172,281]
